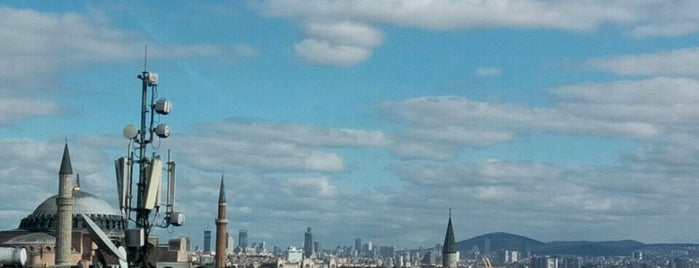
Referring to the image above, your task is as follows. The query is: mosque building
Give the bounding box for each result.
[0,144,190,267]
[0,144,125,267]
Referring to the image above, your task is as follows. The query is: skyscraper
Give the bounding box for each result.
[238,229,248,249]
[215,176,228,268]
[355,238,362,255]
[442,210,457,268]
[204,230,212,253]
[227,233,235,254]
[304,227,314,258]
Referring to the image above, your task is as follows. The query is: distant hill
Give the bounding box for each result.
[456,232,544,255]
[455,232,645,257]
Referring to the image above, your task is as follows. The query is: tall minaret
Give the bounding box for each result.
[55,143,74,265]
[442,209,457,268]
[215,175,228,268]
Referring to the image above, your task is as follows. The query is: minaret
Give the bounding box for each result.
[215,175,228,268]
[55,143,74,265]
[442,210,457,268]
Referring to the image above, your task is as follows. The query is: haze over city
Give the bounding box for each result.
[3,0,699,250]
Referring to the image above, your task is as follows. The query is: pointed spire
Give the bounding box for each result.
[73,172,81,191]
[218,175,226,203]
[59,143,73,175]
[443,210,456,254]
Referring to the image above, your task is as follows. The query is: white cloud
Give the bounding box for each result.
[584,47,699,77]
[380,95,663,159]
[294,21,383,66]
[295,38,373,66]
[476,67,502,77]
[554,77,699,132]
[255,0,699,65]
[204,120,391,147]
[0,98,60,125]
[255,0,630,31]
[0,7,257,123]
[304,21,383,47]
[169,120,393,173]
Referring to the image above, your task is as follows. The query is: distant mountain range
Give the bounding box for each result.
[455,232,696,257]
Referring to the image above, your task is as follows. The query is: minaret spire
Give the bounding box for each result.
[73,172,81,191]
[215,174,228,268]
[59,143,73,175]
[218,175,226,203]
[55,143,74,265]
[442,210,457,268]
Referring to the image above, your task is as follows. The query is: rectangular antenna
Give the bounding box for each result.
[144,156,162,210]
[167,161,176,214]
[114,157,130,210]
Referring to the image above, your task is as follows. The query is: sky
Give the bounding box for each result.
[3,0,699,251]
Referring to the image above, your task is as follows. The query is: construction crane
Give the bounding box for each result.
[482,257,494,268]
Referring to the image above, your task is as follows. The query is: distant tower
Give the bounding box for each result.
[226,233,235,254]
[304,227,314,259]
[442,210,457,268]
[215,176,228,268]
[55,143,74,265]
[204,230,212,253]
[238,229,248,249]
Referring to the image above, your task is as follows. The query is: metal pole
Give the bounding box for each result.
[135,71,150,267]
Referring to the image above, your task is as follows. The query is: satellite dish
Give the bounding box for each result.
[123,125,138,140]
[80,214,127,261]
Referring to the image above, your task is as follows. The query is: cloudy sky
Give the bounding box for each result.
[4,0,699,251]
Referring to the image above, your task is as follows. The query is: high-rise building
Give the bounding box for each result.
[531,256,559,268]
[442,210,458,268]
[227,233,235,254]
[259,241,267,254]
[204,230,212,253]
[304,227,314,258]
[238,229,248,249]
[355,238,362,255]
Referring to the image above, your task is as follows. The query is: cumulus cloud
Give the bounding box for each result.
[255,0,630,31]
[377,75,699,160]
[387,159,693,241]
[0,98,60,125]
[0,7,256,122]
[584,47,699,77]
[294,21,383,66]
[379,94,664,159]
[553,77,699,133]
[204,120,391,147]
[476,67,502,77]
[254,0,699,65]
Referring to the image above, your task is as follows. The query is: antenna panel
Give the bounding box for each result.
[144,156,163,210]
[114,157,130,209]
[167,161,176,213]
[147,72,158,86]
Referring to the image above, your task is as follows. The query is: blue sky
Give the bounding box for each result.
[4,0,699,251]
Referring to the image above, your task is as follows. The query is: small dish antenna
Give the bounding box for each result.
[123,125,138,140]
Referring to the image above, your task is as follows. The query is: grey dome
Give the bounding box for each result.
[3,232,55,245]
[19,190,124,233]
[30,191,120,217]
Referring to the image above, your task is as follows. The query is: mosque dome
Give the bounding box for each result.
[18,190,124,234]
[30,191,120,217]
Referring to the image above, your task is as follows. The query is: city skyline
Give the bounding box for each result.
[3,1,699,249]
